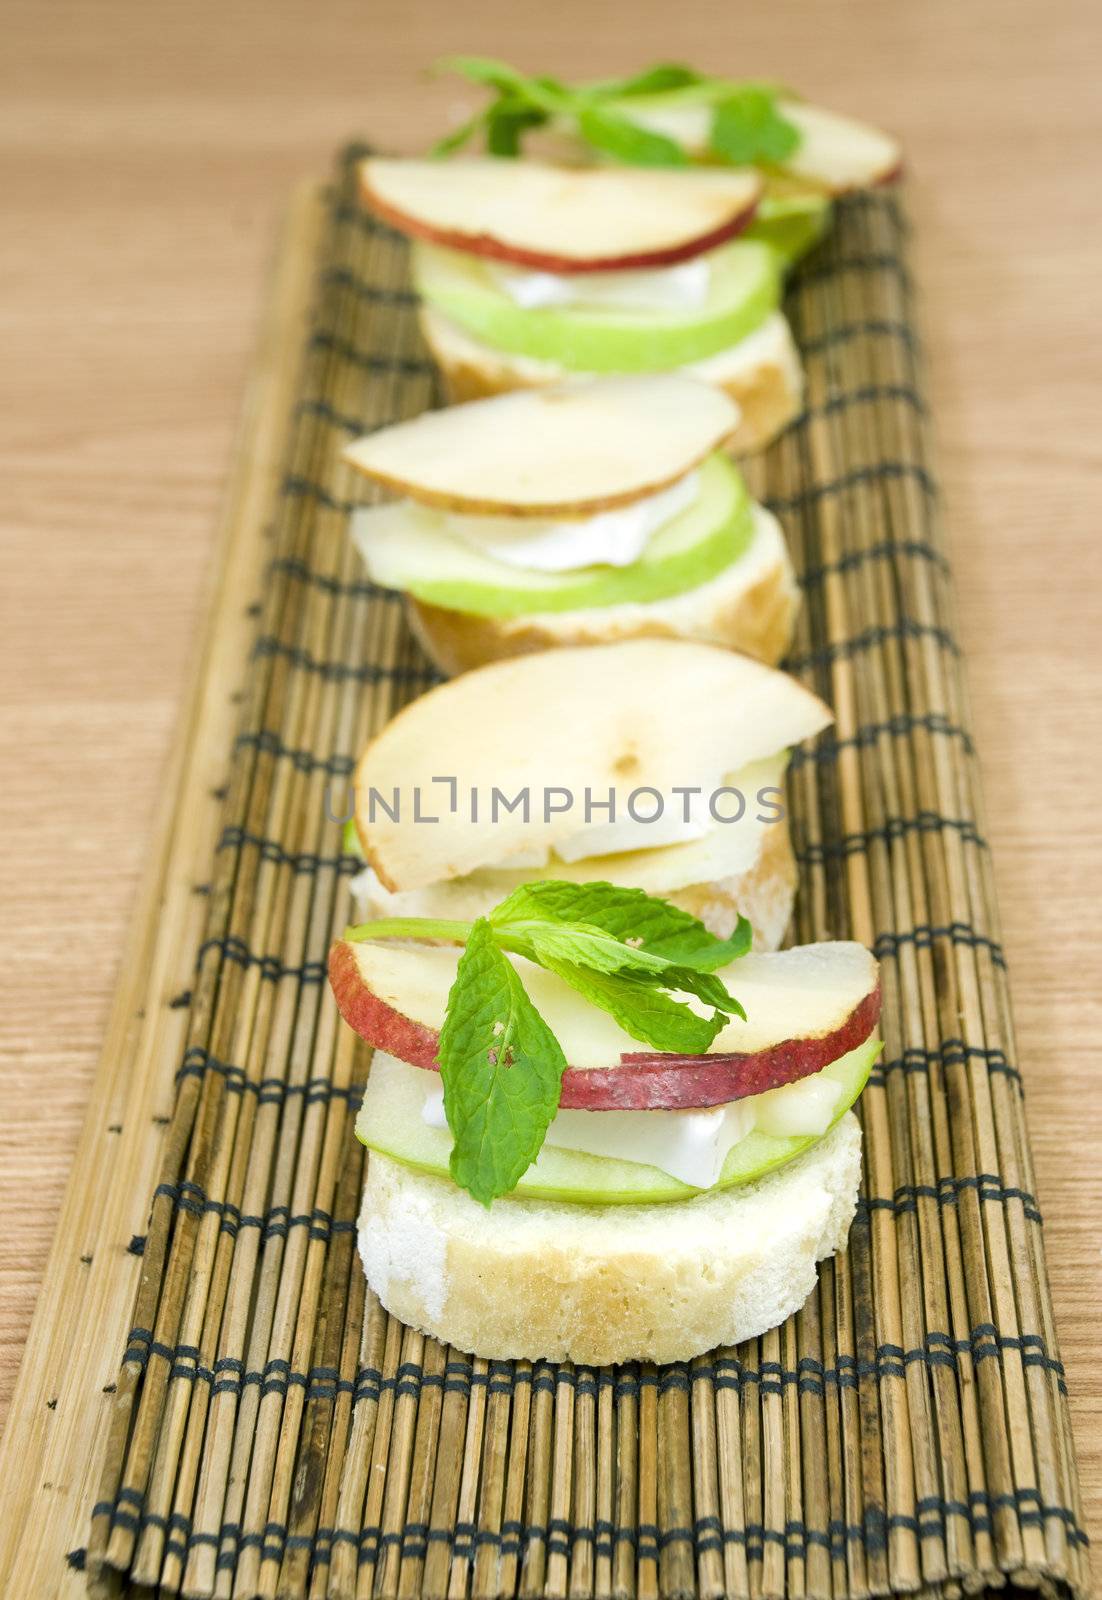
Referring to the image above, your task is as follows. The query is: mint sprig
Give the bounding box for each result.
[431,56,802,172]
[438,918,567,1207]
[346,879,751,1204]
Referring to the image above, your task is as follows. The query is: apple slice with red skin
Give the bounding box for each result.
[574,97,902,195]
[342,376,739,518]
[328,937,880,1111]
[360,158,762,274]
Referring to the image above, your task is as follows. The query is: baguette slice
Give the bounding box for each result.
[405,504,798,675]
[358,1113,862,1365]
[421,305,804,456]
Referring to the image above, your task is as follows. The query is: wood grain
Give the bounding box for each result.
[1,0,1099,1567]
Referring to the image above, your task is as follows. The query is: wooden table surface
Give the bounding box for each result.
[2,0,1099,1561]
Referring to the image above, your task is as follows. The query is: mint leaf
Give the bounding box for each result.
[576,104,687,166]
[434,54,535,94]
[537,957,725,1053]
[512,921,744,1016]
[710,88,801,165]
[486,99,548,156]
[594,63,706,97]
[505,920,664,976]
[435,56,570,114]
[342,819,364,858]
[528,929,746,1025]
[437,918,567,1207]
[490,880,749,970]
[659,916,752,973]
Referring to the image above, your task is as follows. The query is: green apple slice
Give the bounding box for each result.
[351,452,752,618]
[745,192,832,269]
[355,1036,880,1205]
[413,238,780,373]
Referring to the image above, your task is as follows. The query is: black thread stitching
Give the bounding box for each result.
[131,1485,1083,1569]
[797,318,919,358]
[786,617,958,673]
[794,382,927,424]
[173,1045,365,1110]
[295,397,366,435]
[867,1038,1021,1091]
[308,329,435,379]
[800,537,949,589]
[789,712,973,770]
[331,201,408,242]
[872,922,1006,968]
[194,935,327,984]
[859,1174,1042,1227]
[233,729,356,777]
[267,553,396,601]
[216,826,359,877]
[795,813,987,865]
[252,633,439,686]
[795,250,912,289]
[318,265,418,306]
[765,460,937,515]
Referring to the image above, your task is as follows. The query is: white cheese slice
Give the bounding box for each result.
[440,469,700,573]
[488,255,712,313]
[419,1072,755,1189]
[415,1056,843,1189]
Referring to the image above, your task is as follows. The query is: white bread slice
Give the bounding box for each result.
[405,504,798,675]
[352,794,797,952]
[420,306,804,456]
[357,1112,862,1365]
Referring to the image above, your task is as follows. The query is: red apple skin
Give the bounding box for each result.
[360,180,760,276]
[329,942,880,1111]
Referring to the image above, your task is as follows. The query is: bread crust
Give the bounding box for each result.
[358,1113,862,1365]
[420,306,804,457]
[404,506,799,676]
[667,800,796,949]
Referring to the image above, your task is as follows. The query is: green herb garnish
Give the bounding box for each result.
[574,104,688,167]
[436,918,568,1206]
[430,56,802,172]
[710,85,801,165]
[346,880,751,1205]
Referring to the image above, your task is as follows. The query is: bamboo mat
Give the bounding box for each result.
[4,146,1091,1600]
